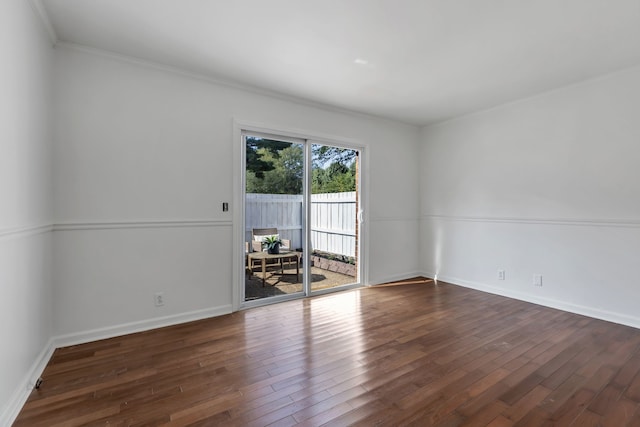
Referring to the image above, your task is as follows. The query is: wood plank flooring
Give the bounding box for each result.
[14,278,640,426]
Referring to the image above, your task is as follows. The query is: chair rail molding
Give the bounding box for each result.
[421,214,640,229]
[52,219,232,231]
[0,224,53,240]
[369,216,420,222]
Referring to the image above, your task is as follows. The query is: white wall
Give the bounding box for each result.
[419,65,640,328]
[0,0,54,423]
[52,45,421,339]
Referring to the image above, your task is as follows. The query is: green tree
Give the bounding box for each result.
[245,137,291,178]
[312,145,357,168]
[246,139,357,194]
[246,145,303,194]
[312,161,355,193]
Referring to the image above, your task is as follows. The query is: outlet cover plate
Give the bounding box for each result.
[533,274,543,287]
[154,292,165,306]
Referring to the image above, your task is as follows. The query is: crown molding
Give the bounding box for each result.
[27,0,58,46]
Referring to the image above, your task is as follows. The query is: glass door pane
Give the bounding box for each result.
[244,134,304,302]
[310,144,360,292]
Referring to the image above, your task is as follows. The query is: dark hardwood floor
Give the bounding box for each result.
[14,278,640,426]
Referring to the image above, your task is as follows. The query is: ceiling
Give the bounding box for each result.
[40,0,640,126]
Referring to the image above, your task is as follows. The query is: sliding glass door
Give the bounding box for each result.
[243,133,305,303]
[310,143,360,292]
[242,130,361,306]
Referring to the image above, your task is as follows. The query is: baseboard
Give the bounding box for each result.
[429,272,640,331]
[369,271,426,286]
[54,305,233,348]
[0,338,56,427]
[420,270,436,278]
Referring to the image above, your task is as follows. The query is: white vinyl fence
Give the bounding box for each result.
[310,192,356,257]
[245,194,303,249]
[245,192,356,257]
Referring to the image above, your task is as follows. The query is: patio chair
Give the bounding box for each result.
[245,228,292,274]
[249,228,291,253]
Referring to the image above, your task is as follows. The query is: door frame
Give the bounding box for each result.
[232,120,369,311]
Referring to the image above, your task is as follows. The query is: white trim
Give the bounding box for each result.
[53,305,233,348]
[0,338,56,427]
[421,214,640,229]
[232,121,245,311]
[235,120,366,150]
[242,129,305,145]
[241,292,304,310]
[423,271,640,330]
[370,216,420,223]
[1,221,233,237]
[2,221,233,236]
[303,139,312,296]
[53,219,232,231]
[26,0,57,45]
[310,282,362,296]
[359,148,370,287]
[369,271,425,287]
[0,224,53,240]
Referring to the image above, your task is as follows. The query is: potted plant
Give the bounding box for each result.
[262,235,282,254]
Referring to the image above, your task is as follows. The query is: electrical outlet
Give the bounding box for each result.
[533,274,543,287]
[498,270,505,280]
[154,292,165,306]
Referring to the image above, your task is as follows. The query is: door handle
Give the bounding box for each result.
[358,210,364,223]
